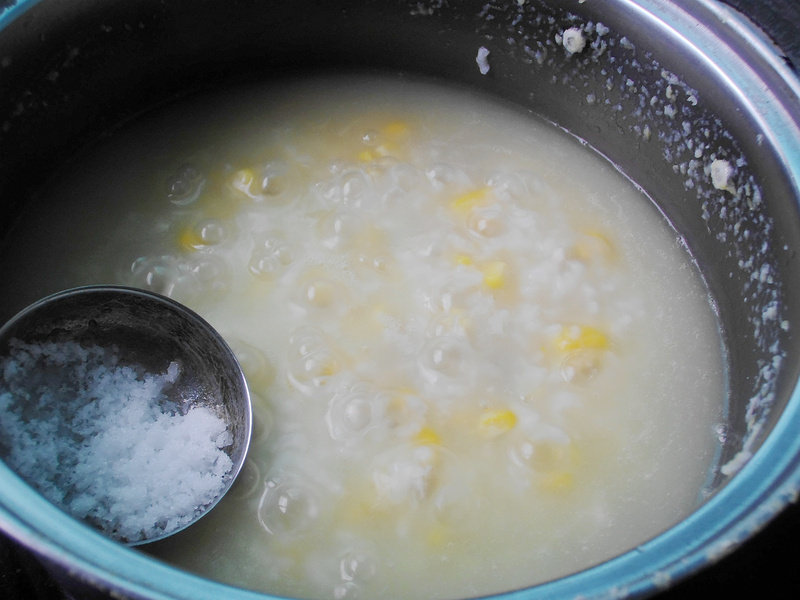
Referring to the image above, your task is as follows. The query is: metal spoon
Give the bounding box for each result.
[0,285,251,545]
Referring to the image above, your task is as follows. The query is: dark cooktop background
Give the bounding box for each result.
[1,0,800,598]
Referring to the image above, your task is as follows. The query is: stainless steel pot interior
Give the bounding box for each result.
[0,0,799,599]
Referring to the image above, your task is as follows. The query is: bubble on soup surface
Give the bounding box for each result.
[418,335,473,385]
[316,169,372,208]
[289,326,328,358]
[568,230,617,265]
[227,339,275,391]
[425,163,471,190]
[339,546,377,583]
[487,171,528,201]
[258,479,319,536]
[331,547,377,598]
[287,327,341,394]
[229,167,257,197]
[508,429,575,475]
[229,459,261,500]
[249,233,292,269]
[560,348,604,384]
[287,350,340,395]
[489,170,558,210]
[129,255,179,295]
[249,244,292,280]
[316,210,363,250]
[197,219,229,246]
[388,162,424,191]
[250,399,275,445]
[256,161,288,196]
[326,383,388,443]
[333,582,358,600]
[178,218,230,250]
[129,254,204,301]
[166,163,205,205]
[342,170,370,205]
[229,165,286,203]
[300,278,344,309]
[360,254,390,274]
[183,254,232,299]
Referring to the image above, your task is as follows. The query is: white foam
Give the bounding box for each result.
[476,46,491,75]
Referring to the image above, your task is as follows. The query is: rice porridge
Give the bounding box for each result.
[0,75,724,599]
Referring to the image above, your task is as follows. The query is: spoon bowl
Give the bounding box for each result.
[0,285,251,545]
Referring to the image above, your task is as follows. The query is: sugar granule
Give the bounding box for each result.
[0,339,233,543]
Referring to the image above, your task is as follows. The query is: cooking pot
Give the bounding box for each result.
[1,0,799,598]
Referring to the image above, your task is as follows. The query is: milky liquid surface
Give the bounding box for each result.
[0,75,724,599]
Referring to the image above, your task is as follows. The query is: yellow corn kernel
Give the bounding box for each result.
[414,426,442,446]
[319,362,338,377]
[230,167,255,193]
[357,149,377,162]
[304,280,338,307]
[335,482,380,525]
[482,261,508,290]
[360,143,400,163]
[525,440,580,472]
[387,394,407,415]
[426,523,448,548]
[177,226,204,251]
[393,385,418,396]
[539,471,574,492]
[479,408,517,436]
[454,254,473,266]
[450,187,489,214]
[382,120,409,138]
[571,229,616,263]
[385,387,420,424]
[555,325,609,353]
